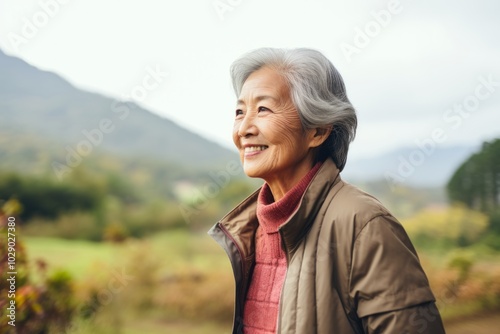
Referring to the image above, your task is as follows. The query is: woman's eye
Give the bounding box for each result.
[235,109,243,116]
[258,106,270,112]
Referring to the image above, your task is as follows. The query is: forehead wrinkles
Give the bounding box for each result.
[238,85,282,106]
[238,68,291,105]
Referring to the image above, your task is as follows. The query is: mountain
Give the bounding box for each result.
[0,49,237,172]
[0,49,489,189]
[2,49,486,223]
[342,144,481,187]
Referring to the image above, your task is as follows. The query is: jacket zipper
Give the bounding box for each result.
[276,228,290,333]
[218,222,248,332]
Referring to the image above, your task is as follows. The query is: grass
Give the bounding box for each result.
[23,236,119,281]
[23,229,230,277]
[23,229,234,334]
[22,230,500,333]
[66,308,231,334]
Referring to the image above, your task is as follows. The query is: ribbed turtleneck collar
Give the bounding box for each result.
[256,162,323,234]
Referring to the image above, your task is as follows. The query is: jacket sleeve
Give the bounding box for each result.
[361,302,446,333]
[348,215,445,333]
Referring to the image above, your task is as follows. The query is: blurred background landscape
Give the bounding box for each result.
[1,0,499,333]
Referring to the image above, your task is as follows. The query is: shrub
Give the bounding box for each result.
[23,212,103,241]
[103,223,129,243]
[447,250,474,282]
[154,268,234,323]
[0,173,103,220]
[402,204,489,248]
[0,203,76,334]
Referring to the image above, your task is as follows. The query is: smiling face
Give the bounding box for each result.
[232,66,325,194]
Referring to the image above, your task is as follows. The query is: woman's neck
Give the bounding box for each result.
[264,158,317,201]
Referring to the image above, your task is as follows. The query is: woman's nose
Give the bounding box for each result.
[237,113,258,138]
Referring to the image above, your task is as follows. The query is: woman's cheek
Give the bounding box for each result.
[268,115,303,145]
[232,122,241,146]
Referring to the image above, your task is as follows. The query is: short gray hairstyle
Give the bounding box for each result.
[230,48,357,171]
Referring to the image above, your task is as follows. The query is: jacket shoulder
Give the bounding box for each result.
[324,179,394,234]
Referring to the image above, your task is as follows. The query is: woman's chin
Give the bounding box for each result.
[242,164,267,179]
[242,168,261,179]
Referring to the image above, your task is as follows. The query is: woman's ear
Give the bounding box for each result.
[308,126,332,148]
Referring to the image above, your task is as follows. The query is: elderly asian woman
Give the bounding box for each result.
[209,48,445,334]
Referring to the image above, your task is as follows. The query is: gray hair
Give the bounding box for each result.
[230,48,357,171]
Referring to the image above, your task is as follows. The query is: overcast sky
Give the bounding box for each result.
[0,0,499,160]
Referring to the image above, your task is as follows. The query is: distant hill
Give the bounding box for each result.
[0,49,237,172]
[0,49,491,191]
[343,144,481,187]
[1,49,483,221]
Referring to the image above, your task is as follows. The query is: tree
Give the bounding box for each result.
[447,138,500,212]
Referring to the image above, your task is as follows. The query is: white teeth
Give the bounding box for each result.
[244,146,268,153]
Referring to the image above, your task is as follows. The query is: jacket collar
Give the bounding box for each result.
[218,158,341,259]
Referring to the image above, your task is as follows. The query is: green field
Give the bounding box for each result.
[24,229,230,279]
[23,230,233,334]
[22,230,500,334]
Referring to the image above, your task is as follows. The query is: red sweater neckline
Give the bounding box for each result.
[256,162,322,234]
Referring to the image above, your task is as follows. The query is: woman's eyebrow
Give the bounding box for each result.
[237,95,278,106]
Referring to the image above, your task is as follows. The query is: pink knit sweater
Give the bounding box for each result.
[243,162,322,334]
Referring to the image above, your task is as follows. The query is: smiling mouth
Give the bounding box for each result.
[244,146,268,153]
